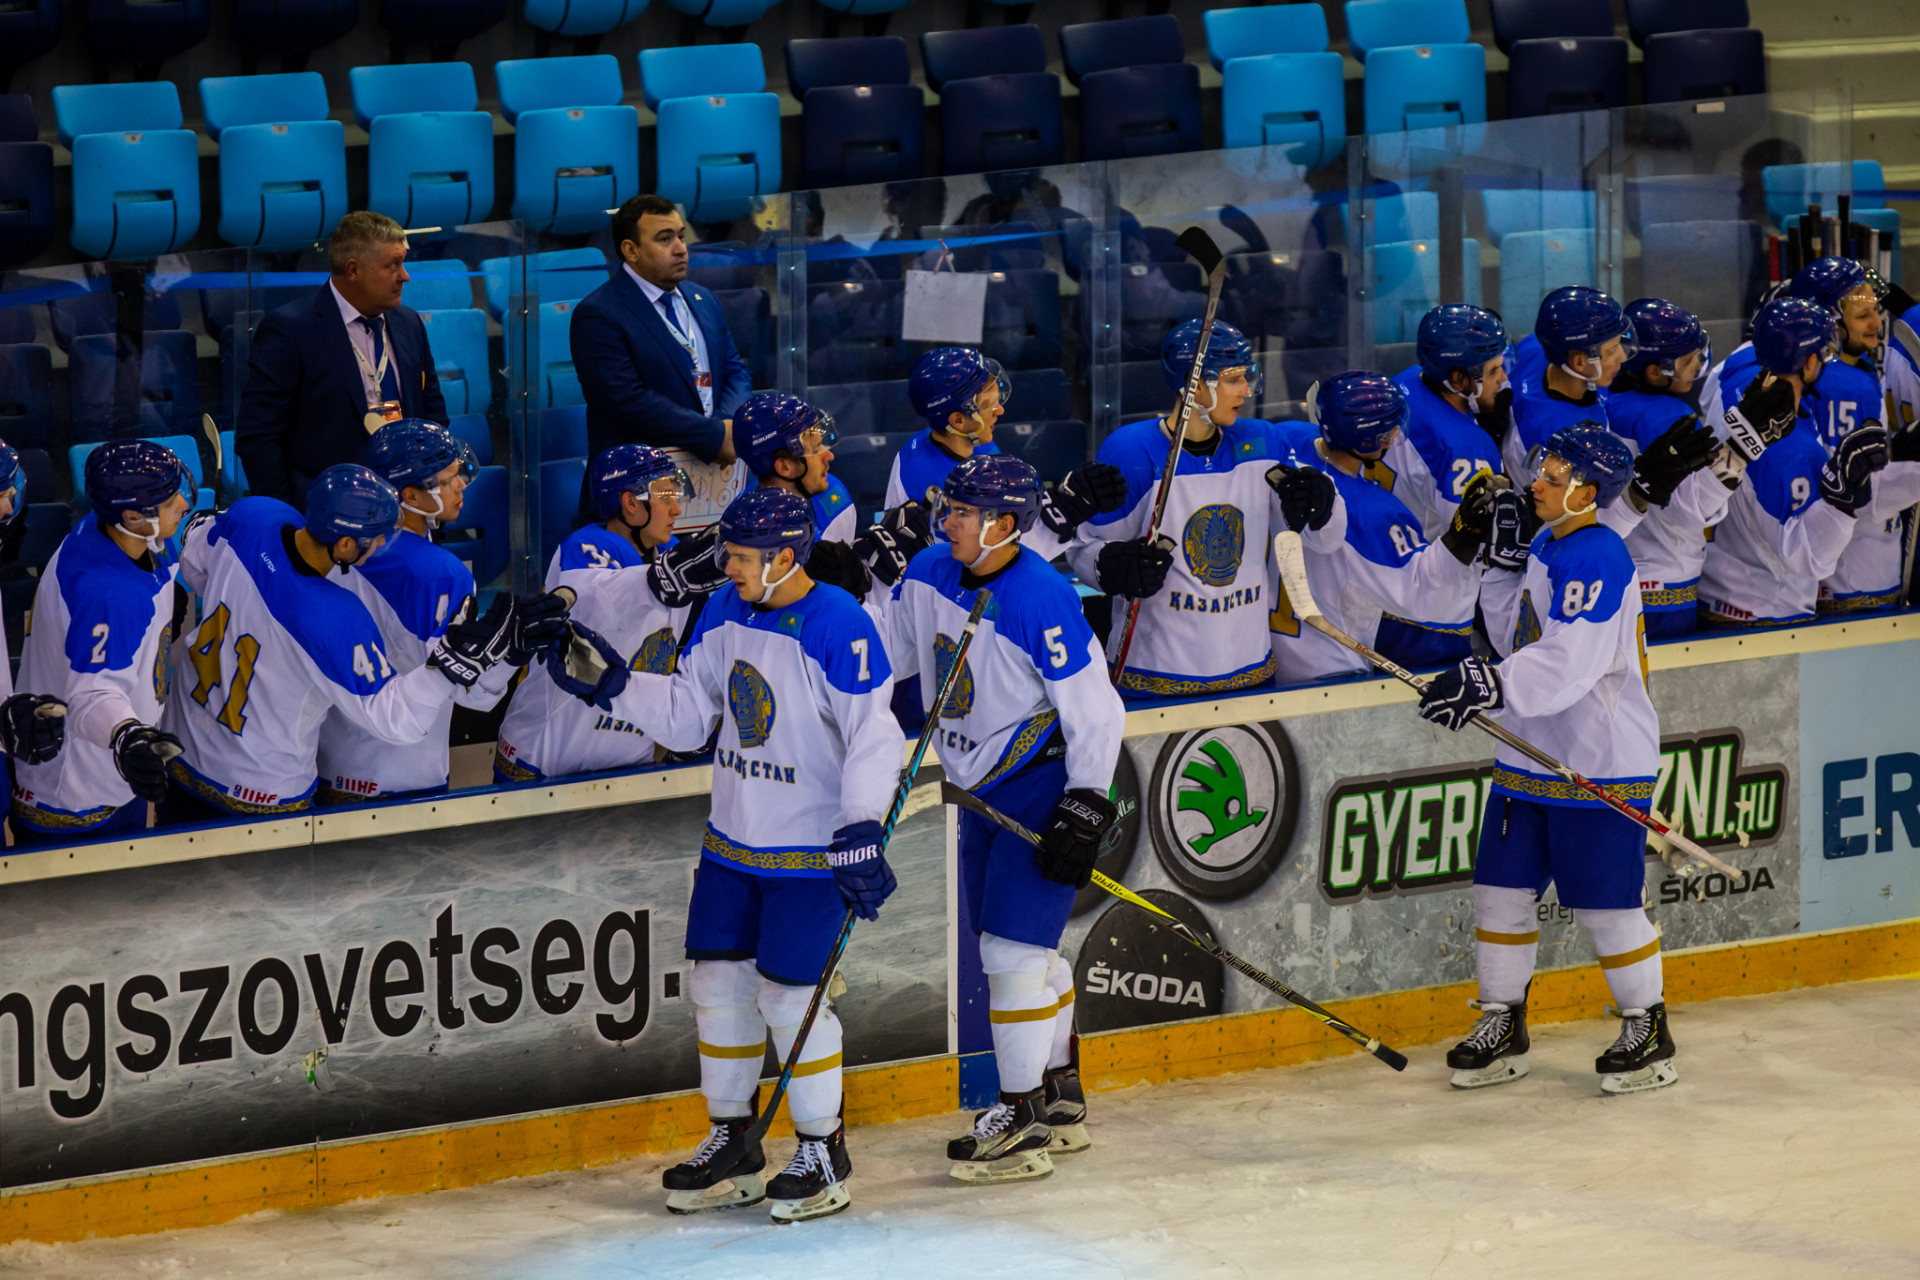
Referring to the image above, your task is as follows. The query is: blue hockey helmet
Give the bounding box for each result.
[1160,317,1262,402]
[1622,298,1707,375]
[940,452,1044,535]
[588,443,689,522]
[1416,304,1508,385]
[735,391,836,480]
[909,347,1009,434]
[360,419,475,526]
[1534,286,1634,365]
[1309,370,1407,456]
[85,439,193,527]
[717,486,814,567]
[0,441,20,514]
[1785,256,1870,314]
[1539,422,1633,509]
[1751,296,1838,377]
[305,463,401,556]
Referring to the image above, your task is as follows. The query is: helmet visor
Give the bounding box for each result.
[647,468,692,505]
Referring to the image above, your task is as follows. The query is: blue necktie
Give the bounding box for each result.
[363,316,402,402]
[658,291,687,336]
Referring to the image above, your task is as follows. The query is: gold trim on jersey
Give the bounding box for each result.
[977,711,1060,790]
[701,825,830,873]
[492,750,540,783]
[8,798,119,831]
[1380,612,1473,636]
[166,758,314,816]
[1117,654,1277,699]
[1490,766,1654,803]
[1817,589,1902,615]
[1640,582,1698,608]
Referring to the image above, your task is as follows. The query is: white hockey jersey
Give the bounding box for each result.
[1478,522,1658,806]
[495,525,687,782]
[316,528,513,799]
[886,544,1124,795]
[1066,417,1280,697]
[1802,354,1920,611]
[11,519,176,834]
[610,580,903,877]
[160,498,459,814]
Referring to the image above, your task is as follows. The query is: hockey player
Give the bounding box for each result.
[9,441,180,842]
[1505,287,1632,482]
[1068,319,1281,697]
[1266,372,1492,681]
[1385,304,1511,539]
[494,443,724,782]
[555,487,904,1224]
[886,454,1125,1182]
[159,466,559,821]
[1423,424,1675,1095]
[1700,297,1890,628]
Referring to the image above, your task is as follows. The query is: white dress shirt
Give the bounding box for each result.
[625,264,712,415]
[331,281,397,410]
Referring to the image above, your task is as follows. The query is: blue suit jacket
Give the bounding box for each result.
[236,285,447,505]
[571,269,751,463]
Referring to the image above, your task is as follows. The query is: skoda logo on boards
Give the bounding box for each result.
[1071,888,1226,1034]
[1147,721,1300,901]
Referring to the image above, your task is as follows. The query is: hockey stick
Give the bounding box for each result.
[938,781,1410,1072]
[1272,532,1743,878]
[740,588,993,1149]
[1890,316,1920,607]
[1110,226,1228,688]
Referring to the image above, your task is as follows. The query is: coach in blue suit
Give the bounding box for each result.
[572,194,750,464]
[236,211,448,505]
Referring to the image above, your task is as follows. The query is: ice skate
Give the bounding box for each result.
[766,1126,853,1223]
[948,1087,1054,1184]
[1447,999,1530,1089]
[1043,1064,1090,1155]
[1597,1003,1678,1095]
[662,1116,766,1215]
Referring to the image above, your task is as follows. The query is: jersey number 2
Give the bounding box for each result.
[188,604,261,735]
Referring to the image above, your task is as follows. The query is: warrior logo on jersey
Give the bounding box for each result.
[630,627,678,675]
[1147,722,1301,901]
[1181,504,1246,588]
[931,632,976,719]
[1512,589,1542,651]
[727,660,778,749]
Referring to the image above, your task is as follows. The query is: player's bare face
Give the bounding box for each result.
[951,385,1004,445]
[1594,335,1628,386]
[152,491,192,540]
[943,500,987,564]
[430,459,469,524]
[1839,287,1880,353]
[725,543,790,600]
[625,214,689,288]
[1477,354,1508,399]
[1669,349,1704,394]
[1202,367,1251,425]
[642,480,683,546]
[1530,455,1593,524]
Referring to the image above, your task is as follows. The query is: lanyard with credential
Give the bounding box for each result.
[659,292,713,414]
[350,314,394,406]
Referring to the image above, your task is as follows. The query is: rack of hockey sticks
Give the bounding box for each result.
[938,780,1410,1073]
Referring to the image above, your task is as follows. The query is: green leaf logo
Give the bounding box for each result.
[1176,740,1267,856]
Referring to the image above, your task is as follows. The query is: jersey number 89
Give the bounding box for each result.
[1561,578,1606,617]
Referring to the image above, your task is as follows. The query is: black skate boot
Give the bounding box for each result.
[662,1111,767,1215]
[1596,1002,1678,1095]
[1446,998,1530,1089]
[766,1125,853,1223]
[948,1087,1053,1184]
[1043,1063,1090,1155]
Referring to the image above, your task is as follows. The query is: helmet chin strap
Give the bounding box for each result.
[967,519,1018,571]
[402,484,447,530]
[1464,375,1486,414]
[1546,482,1596,528]
[1559,359,1598,392]
[754,552,801,605]
[116,512,165,557]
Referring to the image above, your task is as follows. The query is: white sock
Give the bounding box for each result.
[760,978,843,1137]
[1578,908,1663,1011]
[691,959,764,1119]
[981,932,1056,1095]
[1044,952,1075,1072]
[1472,884,1540,1006]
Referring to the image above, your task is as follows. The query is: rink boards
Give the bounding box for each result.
[1,615,1917,1242]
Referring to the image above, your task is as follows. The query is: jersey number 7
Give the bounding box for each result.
[189,603,261,735]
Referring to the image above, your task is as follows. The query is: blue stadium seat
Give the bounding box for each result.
[67,331,201,441]
[1482,188,1595,244]
[1059,19,1200,163]
[640,46,780,222]
[825,432,904,514]
[52,83,202,261]
[537,299,582,409]
[808,381,911,440]
[541,405,587,459]
[402,257,478,311]
[48,285,183,354]
[1221,53,1345,168]
[1499,228,1606,335]
[939,75,1063,175]
[1371,191,1437,243]
[1344,0,1469,61]
[0,344,52,450]
[0,94,55,268]
[418,307,491,416]
[481,247,606,316]
[1488,0,1612,53]
[1643,28,1764,103]
[84,0,211,67]
[808,279,906,383]
[1362,43,1486,134]
[1373,239,1481,344]
[16,446,51,501]
[920,26,1048,93]
[0,1,60,85]
[662,0,778,31]
[1639,220,1762,322]
[381,0,510,48]
[200,72,348,250]
[442,463,509,589]
[980,269,1062,372]
[1506,37,1629,118]
[523,0,647,37]
[997,420,1088,483]
[788,38,923,189]
[686,241,757,291]
[218,428,247,500]
[448,414,493,465]
[232,0,358,62]
[1762,160,1895,228]
[496,55,638,234]
[539,457,586,567]
[349,62,495,230]
[0,95,37,142]
[1628,173,1740,232]
[1625,0,1747,47]
[1058,15,1184,84]
[1203,4,1329,70]
[0,307,31,346]
[713,286,773,388]
[812,0,912,20]
[787,36,910,92]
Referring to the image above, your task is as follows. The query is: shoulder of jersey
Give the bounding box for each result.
[1539,520,1634,581]
[1223,417,1277,462]
[814,474,853,520]
[791,583,887,683]
[560,525,644,571]
[216,495,302,544]
[1099,416,1174,466]
[901,541,960,589]
[1330,468,1421,562]
[361,531,476,630]
[998,546,1082,610]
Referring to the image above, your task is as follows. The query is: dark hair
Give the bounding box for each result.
[612,195,682,249]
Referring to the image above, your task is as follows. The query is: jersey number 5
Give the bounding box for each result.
[188,603,261,735]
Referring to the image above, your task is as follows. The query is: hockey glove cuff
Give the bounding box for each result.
[1037,789,1117,889]
[110,721,182,801]
[503,590,573,667]
[1724,375,1798,462]
[827,820,895,921]
[1819,424,1890,515]
[0,693,65,765]
[1442,469,1500,563]
[545,622,631,712]
[1095,535,1174,599]
[428,594,515,687]
[1417,656,1504,733]
[648,527,729,607]
[1040,462,1128,536]
[854,500,934,587]
[1485,488,1541,572]
[1265,462,1337,533]
[1629,416,1718,508]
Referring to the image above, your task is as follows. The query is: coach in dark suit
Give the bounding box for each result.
[572,194,750,463]
[236,211,448,505]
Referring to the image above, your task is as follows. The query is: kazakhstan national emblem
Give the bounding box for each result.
[1181,503,1246,588]
[728,660,778,748]
[932,632,977,719]
[1512,588,1542,652]
[630,626,678,675]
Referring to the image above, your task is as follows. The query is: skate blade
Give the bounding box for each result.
[768,1181,850,1224]
[1449,1055,1530,1090]
[664,1174,766,1215]
[1600,1058,1678,1095]
[949,1148,1055,1184]
[1046,1123,1090,1155]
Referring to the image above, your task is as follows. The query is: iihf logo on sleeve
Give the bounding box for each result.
[726,661,777,748]
[931,633,976,719]
[1181,503,1247,588]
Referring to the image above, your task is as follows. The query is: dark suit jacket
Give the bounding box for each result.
[571,270,751,463]
[236,285,447,506]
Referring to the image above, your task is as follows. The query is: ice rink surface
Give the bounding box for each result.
[7,978,1916,1280]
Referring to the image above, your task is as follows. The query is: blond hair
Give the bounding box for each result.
[329,211,407,274]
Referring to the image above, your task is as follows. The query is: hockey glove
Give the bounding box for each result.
[427,593,515,687]
[503,590,573,667]
[0,510,26,566]
[1095,535,1174,599]
[1630,416,1719,508]
[1037,789,1118,889]
[1265,462,1337,533]
[827,820,896,921]
[648,527,729,607]
[1485,488,1541,572]
[807,539,873,600]
[853,500,933,587]
[1040,462,1128,537]
[110,721,182,802]
[1819,424,1890,515]
[0,693,65,765]
[1442,469,1500,564]
[1723,374,1798,463]
[1417,656,1504,733]
[545,622,630,712]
